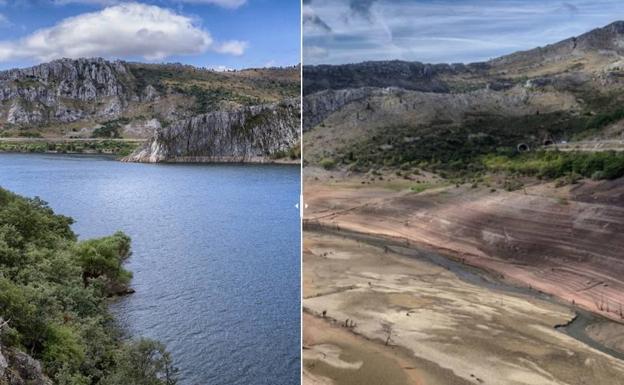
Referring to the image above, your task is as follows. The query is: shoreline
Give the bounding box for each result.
[0,150,301,165]
[0,138,301,164]
[120,155,301,165]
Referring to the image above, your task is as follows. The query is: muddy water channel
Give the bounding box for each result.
[305,223,624,362]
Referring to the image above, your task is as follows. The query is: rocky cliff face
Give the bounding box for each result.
[0,58,132,125]
[124,99,300,163]
[303,88,374,131]
[0,347,52,385]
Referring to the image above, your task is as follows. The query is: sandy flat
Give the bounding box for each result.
[303,229,624,385]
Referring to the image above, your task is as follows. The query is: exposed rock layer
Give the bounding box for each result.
[0,333,51,385]
[304,178,624,323]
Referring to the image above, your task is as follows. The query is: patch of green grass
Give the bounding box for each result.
[179,85,260,114]
[320,157,336,170]
[410,182,438,193]
[483,150,624,181]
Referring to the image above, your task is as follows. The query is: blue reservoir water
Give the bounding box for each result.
[0,153,300,385]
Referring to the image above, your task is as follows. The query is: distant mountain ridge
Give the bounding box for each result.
[303,60,489,94]
[491,20,624,69]
[304,20,624,95]
[302,20,624,167]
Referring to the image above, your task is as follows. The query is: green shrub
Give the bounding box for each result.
[75,232,133,292]
[320,157,336,170]
[0,188,177,384]
[43,324,86,373]
[483,151,624,181]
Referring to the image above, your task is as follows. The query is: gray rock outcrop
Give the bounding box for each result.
[124,99,300,163]
[0,58,131,124]
[0,318,51,385]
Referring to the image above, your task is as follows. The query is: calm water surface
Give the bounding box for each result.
[0,153,300,385]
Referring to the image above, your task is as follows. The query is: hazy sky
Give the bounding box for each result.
[0,0,300,70]
[303,0,624,65]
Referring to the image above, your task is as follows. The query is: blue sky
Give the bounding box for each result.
[303,0,624,65]
[0,0,300,70]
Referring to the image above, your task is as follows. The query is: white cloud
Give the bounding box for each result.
[176,0,246,8]
[304,0,624,65]
[214,40,248,55]
[0,3,226,62]
[303,45,327,61]
[209,65,234,71]
[53,0,246,8]
[53,0,121,5]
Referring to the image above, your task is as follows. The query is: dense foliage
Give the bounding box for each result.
[337,104,624,183]
[342,109,591,173]
[0,188,177,385]
[271,143,301,160]
[91,119,131,139]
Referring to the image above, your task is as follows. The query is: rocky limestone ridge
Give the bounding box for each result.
[303,87,375,131]
[304,21,624,97]
[303,84,579,131]
[123,98,300,163]
[0,58,299,138]
[0,58,133,125]
[303,60,489,95]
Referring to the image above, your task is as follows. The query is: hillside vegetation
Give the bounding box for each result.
[0,188,177,385]
[303,21,624,184]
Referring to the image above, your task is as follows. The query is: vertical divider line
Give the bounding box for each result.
[299,0,304,382]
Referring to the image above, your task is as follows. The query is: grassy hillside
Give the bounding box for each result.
[128,63,299,108]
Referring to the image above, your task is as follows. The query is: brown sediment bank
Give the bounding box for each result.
[303,170,624,324]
